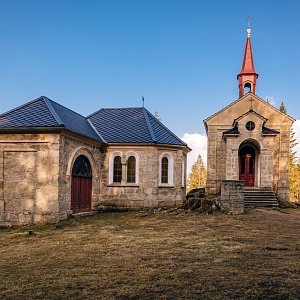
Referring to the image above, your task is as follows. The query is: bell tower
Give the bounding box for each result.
[237,19,259,98]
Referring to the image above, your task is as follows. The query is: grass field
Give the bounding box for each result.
[1,208,300,299]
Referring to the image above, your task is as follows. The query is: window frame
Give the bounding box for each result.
[159,152,174,186]
[113,156,122,183]
[125,151,139,185]
[127,155,136,183]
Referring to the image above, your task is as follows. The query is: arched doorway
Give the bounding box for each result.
[71,155,92,213]
[239,141,259,187]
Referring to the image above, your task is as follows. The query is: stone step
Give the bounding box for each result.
[244,188,278,208]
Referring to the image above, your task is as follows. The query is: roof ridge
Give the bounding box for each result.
[87,108,105,118]
[43,97,64,126]
[0,96,46,118]
[87,119,107,143]
[46,97,89,120]
[144,108,187,146]
[88,107,143,118]
[142,108,157,142]
[204,93,295,124]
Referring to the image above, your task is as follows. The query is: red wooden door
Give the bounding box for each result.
[71,155,93,214]
[240,153,255,187]
[71,176,92,213]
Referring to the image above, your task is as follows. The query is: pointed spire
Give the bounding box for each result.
[237,18,259,98]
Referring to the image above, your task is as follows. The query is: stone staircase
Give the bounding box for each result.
[244,187,279,208]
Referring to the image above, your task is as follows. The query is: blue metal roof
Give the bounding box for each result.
[88,107,187,146]
[0,97,186,147]
[0,96,103,142]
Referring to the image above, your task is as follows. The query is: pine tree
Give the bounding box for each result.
[279,101,287,114]
[289,128,299,202]
[280,102,299,202]
[186,154,207,192]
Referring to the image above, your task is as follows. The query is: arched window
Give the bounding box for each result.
[161,157,169,184]
[127,156,136,183]
[159,152,174,186]
[72,155,92,177]
[244,82,251,94]
[113,156,122,183]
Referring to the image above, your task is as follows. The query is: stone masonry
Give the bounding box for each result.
[204,93,294,202]
[220,180,244,214]
[0,131,188,226]
[100,145,188,208]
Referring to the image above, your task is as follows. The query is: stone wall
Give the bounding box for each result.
[0,130,189,225]
[100,145,187,208]
[0,133,60,226]
[220,180,244,214]
[58,132,103,217]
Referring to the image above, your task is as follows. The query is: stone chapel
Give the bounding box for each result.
[204,26,294,203]
[0,99,189,226]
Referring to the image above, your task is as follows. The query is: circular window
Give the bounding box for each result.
[246,121,255,131]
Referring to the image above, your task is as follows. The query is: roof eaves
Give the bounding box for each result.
[262,127,280,135]
[43,97,64,126]
[233,109,267,126]
[0,96,45,118]
[142,108,157,143]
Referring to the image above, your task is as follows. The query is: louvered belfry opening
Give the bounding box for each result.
[71,155,92,213]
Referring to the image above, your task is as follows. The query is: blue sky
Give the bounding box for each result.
[0,0,299,139]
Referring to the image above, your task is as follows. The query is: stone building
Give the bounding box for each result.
[204,26,294,202]
[0,98,189,226]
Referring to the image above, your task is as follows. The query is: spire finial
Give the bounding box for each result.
[142,96,144,107]
[247,16,251,38]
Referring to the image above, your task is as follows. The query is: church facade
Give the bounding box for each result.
[0,98,189,226]
[204,26,294,202]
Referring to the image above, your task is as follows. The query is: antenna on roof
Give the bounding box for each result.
[142,96,144,107]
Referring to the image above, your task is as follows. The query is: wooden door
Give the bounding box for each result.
[71,176,92,213]
[240,152,255,187]
[71,155,92,214]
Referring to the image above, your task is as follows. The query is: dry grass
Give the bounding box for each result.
[1,208,300,299]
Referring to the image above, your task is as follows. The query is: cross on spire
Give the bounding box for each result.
[237,19,258,98]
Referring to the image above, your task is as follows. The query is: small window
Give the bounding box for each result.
[161,157,168,184]
[113,156,122,183]
[246,121,255,131]
[127,156,136,183]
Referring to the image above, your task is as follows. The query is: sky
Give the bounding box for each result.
[0,0,300,171]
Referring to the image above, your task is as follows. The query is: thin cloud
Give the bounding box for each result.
[181,133,207,173]
[264,96,276,106]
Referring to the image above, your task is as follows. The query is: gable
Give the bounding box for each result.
[204,93,294,128]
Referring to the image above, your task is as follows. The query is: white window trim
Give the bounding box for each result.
[125,151,139,185]
[109,151,122,185]
[181,158,185,188]
[159,152,174,186]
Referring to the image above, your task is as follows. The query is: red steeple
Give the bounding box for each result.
[237,25,258,98]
